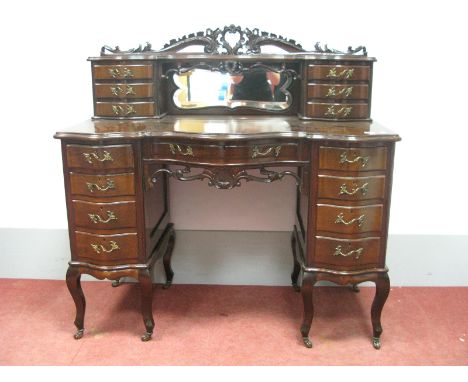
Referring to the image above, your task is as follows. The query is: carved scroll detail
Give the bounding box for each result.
[149,167,300,190]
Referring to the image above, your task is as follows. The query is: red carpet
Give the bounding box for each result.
[0,279,466,365]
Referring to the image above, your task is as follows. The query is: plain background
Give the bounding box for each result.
[0,0,467,284]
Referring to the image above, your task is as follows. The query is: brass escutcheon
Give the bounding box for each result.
[168,144,194,156]
[86,179,115,193]
[90,240,120,254]
[339,182,369,196]
[335,212,366,227]
[333,245,364,259]
[88,211,117,224]
[251,145,281,159]
[82,151,113,164]
[339,151,369,167]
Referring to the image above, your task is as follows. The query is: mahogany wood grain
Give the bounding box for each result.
[93,64,153,80]
[307,83,369,100]
[66,144,134,170]
[72,200,137,230]
[317,175,385,201]
[69,172,135,197]
[306,102,369,120]
[94,83,154,99]
[316,204,383,234]
[95,102,155,117]
[307,64,371,81]
[319,146,387,172]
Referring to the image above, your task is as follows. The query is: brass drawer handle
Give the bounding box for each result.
[169,144,194,157]
[112,105,136,116]
[86,179,115,193]
[91,240,120,254]
[251,145,281,159]
[88,211,117,224]
[110,85,136,96]
[325,86,353,98]
[339,182,369,196]
[326,68,355,79]
[324,105,352,118]
[108,67,134,79]
[82,150,113,164]
[335,212,365,227]
[339,151,369,167]
[333,245,364,259]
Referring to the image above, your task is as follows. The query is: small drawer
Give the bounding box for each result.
[66,144,134,170]
[69,173,135,197]
[94,83,154,99]
[95,102,155,117]
[319,146,387,172]
[317,175,385,201]
[74,231,138,265]
[306,102,369,119]
[314,236,381,271]
[150,142,307,164]
[72,200,137,230]
[316,204,383,234]
[307,64,370,81]
[307,83,369,100]
[93,64,153,80]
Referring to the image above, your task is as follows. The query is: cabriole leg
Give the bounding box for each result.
[371,273,390,349]
[138,268,155,341]
[290,232,301,292]
[300,271,317,348]
[66,266,86,340]
[162,228,175,289]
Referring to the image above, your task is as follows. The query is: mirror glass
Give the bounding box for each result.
[173,67,293,111]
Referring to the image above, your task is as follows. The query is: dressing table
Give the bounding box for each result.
[54,26,400,349]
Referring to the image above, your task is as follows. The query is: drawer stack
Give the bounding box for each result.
[92,62,156,118]
[66,144,140,266]
[313,145,387,271]
[304,61,373,120]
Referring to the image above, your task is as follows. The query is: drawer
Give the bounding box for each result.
[319,146,387,172]
[69,173,135,197]
[95,102,155,117]
[307,83,369,100]
[93,64,153,80]
[66,144,134,170]
[314,236,381,271]
[72,200,137,230]
[74,231,138,265]
[307,64,370,81]
[317,175,385,201]
[94,83,154,99]
[150,141,308,164]
[306,102,369,119]
[316,204,383,234]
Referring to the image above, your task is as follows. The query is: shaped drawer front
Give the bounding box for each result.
[66,144,134,170]
[316,204,383,234]
[150,142,307,164]
[306,102,369,120]
[72,200,137,230]
[74,231,138,265]
[307,64,370,81]
[319,146,387,172]
[94,83,154,99]
[69,173,135,197]
[314,236,381,271]
[307,83,369,100]
[95,102,155,117]
[93,64,153,80]
[317,175,385,201]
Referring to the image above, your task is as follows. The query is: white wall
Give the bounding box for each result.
[0,1,467,283]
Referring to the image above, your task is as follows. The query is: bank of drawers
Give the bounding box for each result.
[305,62,372,120]
[66,144,139,266]
[313,145,387,271]
[92,63,156,118]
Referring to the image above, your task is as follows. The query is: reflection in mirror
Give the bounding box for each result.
[173,67,293,111]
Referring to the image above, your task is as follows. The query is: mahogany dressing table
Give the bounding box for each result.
[54,26,400,349]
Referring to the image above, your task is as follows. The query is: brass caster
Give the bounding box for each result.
[112,279,123,287]
[74,329,84,340]
[292,283,301,293]
[162,280,172,290]
[141,332,153,342]
[351,284,360,293]
[372,337,381,350]
[302,336,313,348]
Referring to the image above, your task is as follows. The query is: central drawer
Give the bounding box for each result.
[149,141,308,164]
